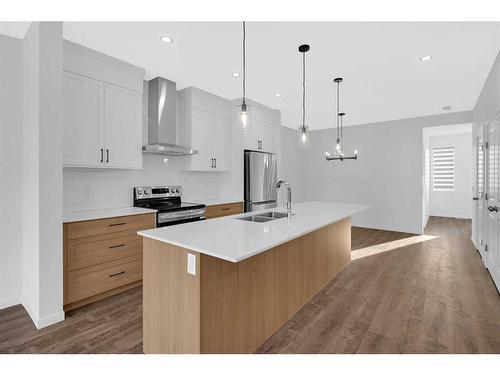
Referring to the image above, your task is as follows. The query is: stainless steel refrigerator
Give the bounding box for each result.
[244,150,278,212]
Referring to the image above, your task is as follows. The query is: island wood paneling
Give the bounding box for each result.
[142,217,351,354]
[143,238,201,354]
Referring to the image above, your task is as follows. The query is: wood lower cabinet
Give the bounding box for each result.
[205,202,244,219]
[63,213,155,311]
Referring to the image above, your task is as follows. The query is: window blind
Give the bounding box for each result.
[433,146,454,191]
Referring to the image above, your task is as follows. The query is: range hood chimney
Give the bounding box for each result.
[143,77,197,156]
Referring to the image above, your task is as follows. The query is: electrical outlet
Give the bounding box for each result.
[187,253,196,276]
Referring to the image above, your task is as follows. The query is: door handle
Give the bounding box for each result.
[487,205,498,212]
[473,197,479,201]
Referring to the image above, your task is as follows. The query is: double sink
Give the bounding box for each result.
[236,211,291,223]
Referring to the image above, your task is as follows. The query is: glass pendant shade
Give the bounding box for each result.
[240,100,249,128]
[299,128,309,148]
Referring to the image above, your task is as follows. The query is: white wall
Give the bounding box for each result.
[303,111,473,234]
[0,34,23,309]
[22,22,64,328]
[428,133,472,219]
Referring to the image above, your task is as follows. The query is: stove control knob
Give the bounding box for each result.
[176,188,180,193]
[165,188,170,193]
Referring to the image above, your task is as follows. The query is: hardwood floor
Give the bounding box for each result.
[1,217,499,354]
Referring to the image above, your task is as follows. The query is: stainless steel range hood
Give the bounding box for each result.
[143,77,197,156]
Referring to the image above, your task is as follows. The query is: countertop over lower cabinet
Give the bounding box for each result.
[63,207,157,223]
[138,201,369,262]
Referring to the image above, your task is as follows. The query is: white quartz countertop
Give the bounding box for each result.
[138,201,369,263]
[184,198,244,206]
[64,207,157,223]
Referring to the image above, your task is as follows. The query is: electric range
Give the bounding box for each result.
[133,185,206,227]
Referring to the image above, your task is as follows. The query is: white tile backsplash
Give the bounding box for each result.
[63,153,220,212]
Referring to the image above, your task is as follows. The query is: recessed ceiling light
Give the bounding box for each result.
[420,55,432,62]
[442,105,452,111]
[160,35,174,44]
[275,93,281,97]
[232,72,240,78]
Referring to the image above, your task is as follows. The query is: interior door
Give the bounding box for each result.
[486,119,500,290]
[63,71,104,167]
[104,83,142,169]
[476,129,486,258]
[486,121,499,272]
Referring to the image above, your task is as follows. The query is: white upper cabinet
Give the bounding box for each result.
[62,40,144,169]
[179,88,230,172]
[63,71,104,166]
[243,102,277,153]
[104,84,142,169]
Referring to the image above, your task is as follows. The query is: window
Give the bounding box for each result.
[432,146,455,191]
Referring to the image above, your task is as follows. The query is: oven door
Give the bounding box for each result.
[157,208,206,227]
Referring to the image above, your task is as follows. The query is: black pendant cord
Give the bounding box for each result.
[242,21,246,102]
[302,48,306,130]
[336,81,340,141]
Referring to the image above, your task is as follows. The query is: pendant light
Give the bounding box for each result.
[326,77,358,161]
[239,21,249,128]
[298,44,310,148]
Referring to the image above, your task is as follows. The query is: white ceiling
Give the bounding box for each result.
[3,22,500,130]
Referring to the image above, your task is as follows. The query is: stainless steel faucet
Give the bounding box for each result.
[276,180,292,218]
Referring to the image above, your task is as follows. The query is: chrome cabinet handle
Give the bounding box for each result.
[473,197,479,201]
[487,206,498,212]
[214,158,216,168]
[106,149,109,163]
[100,148,104,163]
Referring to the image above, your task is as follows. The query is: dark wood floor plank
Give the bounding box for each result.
[1,217,499,354]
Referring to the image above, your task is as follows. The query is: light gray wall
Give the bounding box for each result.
[474,50,500,131]
[303,111,472,234]
[22,22,64,328]
[0,34,22,309]
[429,133,472,219]
[280,127,304,204]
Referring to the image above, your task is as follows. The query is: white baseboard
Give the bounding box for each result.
[487,265,500,294]
[471,236,477,249]
[35,311,65,329]
[0,297,21,310]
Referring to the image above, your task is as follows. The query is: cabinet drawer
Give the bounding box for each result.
[66,213,155,239]
[67,229,145,272]
[205,202,244,219]
[66,257,142,304]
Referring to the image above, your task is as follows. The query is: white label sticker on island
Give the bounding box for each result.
[187,253,196,276]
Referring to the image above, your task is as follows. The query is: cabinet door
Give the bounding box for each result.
[63,71,104,167]
[259,120,274,152]
[211,113,228,171]
[189,108,213,171]
[103,84,142,169]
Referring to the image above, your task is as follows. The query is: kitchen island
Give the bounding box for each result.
[138,201,368,354]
